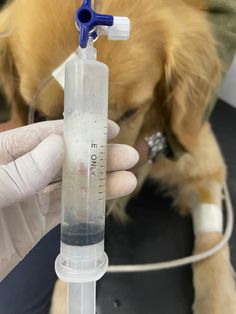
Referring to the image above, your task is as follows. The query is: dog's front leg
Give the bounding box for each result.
[190,184,236,314]
[165,168,236,314]
[192,231,236,314]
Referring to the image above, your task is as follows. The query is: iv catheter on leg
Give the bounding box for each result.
[55,1,130,313]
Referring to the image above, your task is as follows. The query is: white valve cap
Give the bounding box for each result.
[108,16,130,40]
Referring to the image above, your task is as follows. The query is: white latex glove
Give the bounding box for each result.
[0,120,139,281]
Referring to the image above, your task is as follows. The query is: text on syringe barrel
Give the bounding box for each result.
[62,58,109,247]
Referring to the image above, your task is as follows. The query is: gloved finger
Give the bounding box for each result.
[106,171,137,200]
[0,120,63,164]
[0,210,22,281]
[107,144,139,172]
[133,138,150,169]
[0,120,119,164]
[0,134,64,210]
[107,120,120,140]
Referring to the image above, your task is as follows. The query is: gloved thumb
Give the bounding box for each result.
[0,134,64,209]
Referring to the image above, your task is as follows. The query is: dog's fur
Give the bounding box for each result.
[1,0,236,313]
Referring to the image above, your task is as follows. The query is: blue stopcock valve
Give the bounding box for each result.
[75,0,130,48]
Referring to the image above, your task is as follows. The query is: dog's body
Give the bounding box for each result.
[0,0,236,313]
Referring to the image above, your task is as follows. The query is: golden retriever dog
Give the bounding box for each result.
[0,0,236,313]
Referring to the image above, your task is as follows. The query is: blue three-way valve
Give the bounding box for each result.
[75,0,130,48]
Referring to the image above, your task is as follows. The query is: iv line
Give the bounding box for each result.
[107,182,234,273]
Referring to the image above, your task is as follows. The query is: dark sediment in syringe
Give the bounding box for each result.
[61,223,104,246]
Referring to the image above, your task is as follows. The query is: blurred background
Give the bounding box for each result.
[221,54,236,108]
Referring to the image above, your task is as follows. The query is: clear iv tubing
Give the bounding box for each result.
[107,183,234,273]
[55,43,109,314]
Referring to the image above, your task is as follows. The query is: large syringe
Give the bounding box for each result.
[55,1,130,313]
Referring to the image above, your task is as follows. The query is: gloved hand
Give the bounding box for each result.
[0,120,139,281]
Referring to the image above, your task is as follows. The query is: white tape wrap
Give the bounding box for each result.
[192,203,223,236]
[52,52,77,89]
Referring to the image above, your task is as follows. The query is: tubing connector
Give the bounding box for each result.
[75,0,130,48]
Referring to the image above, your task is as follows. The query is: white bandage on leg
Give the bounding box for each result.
[52,52,77,89]
[192,203,223,237]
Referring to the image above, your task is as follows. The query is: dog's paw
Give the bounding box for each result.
[193,293,236,314]
[107,196,130,222]
[50,280,67,314]
[192,233,236,314]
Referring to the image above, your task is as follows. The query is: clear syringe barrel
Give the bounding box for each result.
[55,47,108,285]
[62,48,108,248]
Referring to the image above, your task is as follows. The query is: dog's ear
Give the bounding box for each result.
[157,20,221,153]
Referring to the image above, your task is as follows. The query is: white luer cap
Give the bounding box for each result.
[109,16,131,40]
[100,16,130,41]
